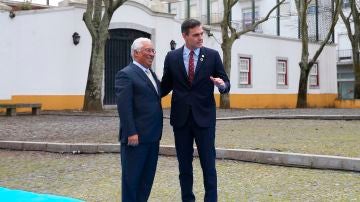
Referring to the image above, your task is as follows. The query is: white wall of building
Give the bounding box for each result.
[0,7,91,100]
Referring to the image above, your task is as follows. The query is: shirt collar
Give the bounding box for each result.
[133,60,150,73]
[183,46,200,57]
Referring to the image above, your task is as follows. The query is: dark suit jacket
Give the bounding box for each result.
[161,46,230,128]
[115,63,163,144]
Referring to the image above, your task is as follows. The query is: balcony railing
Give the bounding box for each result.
[337,49,353,62]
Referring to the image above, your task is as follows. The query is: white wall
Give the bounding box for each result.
[0,7,91,100]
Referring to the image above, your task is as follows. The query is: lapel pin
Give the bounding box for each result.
[200,55,204,61]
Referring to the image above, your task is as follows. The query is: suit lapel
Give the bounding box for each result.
[150,70,161,97]
[178,46,189,84]
[194,47,205,79]
[191,47,206,86]
[132,63,159,96]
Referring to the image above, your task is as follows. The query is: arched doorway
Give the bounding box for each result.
[104,29,151,105]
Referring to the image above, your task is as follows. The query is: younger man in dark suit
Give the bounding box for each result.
[115,37,162,202]
[161,19,230,202]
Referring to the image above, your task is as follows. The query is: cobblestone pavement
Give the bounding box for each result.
[0,150,359,202]
[1,109,360,157]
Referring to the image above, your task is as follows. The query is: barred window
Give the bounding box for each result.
[242,8,261,32]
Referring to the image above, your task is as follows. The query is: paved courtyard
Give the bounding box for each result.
[0,108,360,201]
[0,150,359,201]
[1,109,360,157]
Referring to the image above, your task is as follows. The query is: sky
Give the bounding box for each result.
[12,0,62,6]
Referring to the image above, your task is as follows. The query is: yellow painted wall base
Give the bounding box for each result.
[161,94,171,108]
[0,93,339,113]
[162,93,337,109]
[0,95,84,113]
[334,99,360,108]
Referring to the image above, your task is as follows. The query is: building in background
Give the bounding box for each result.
[0,0,340,110]
[164,0,357,99]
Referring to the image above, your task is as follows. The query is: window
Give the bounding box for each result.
[343,0,350,9]
[307,5,316,14]
[190,0,197,19]
[309,63,319,87]
[170,3,177,15]
[239,57,251,85]
[210,0,221,23]
[277,59,288,86]
[242,8,261,32]
[280,1,291,16]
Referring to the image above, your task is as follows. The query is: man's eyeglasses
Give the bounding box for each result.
[142,48,156,54]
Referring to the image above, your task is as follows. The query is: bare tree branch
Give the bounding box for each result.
[93,0,102,28]
[310,0,342,65]
[229,0,239,9]
[83,0,96,38]
[82,0,128,111]
[340,5,355,44]
[113,0,126,12]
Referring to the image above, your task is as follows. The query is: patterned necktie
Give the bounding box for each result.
[145,69,158,94]
[188,50,195,84]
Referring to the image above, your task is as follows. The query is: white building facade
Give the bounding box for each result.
[166,0,357,100]
[0,0,338,110]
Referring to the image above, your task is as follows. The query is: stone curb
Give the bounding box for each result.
[0,141,119,154]
[36,114,360,120]
[163,115,360,120]
[215,115,360,121]
[1,141,359,172]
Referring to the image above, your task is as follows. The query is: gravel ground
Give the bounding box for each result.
[0,150,359,201]
[1,110,360,157]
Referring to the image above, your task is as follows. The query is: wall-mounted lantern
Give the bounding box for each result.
[9,11,15,19]
[72,32,80,45]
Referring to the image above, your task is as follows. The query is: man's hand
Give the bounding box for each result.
[210,76,225,88]
[127,134,139,146]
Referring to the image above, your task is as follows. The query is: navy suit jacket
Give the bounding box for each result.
[115,63,163,144]
[161,46,230,128]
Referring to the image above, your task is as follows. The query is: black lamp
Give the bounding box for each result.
[203,26,213,37]
[72,32,80,45]
[9,11,15,19]
[205,29,213,37]
[170,40,176,50]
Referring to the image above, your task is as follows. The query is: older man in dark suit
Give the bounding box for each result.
[115,37,162,202]
[161,19,230,202]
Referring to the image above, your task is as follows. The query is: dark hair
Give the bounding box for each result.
[181,19,201,35]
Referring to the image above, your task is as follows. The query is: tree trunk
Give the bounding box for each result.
[83,37,107,111]
[296,64,309,108]
[353,49,360,98]
[219,39,232,109]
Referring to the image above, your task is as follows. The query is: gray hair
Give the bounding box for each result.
[131,37,152,59]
